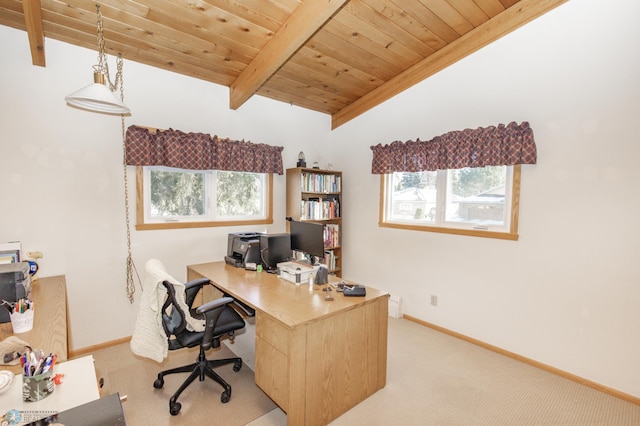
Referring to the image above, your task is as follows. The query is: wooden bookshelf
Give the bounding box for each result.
[286,167,342,276]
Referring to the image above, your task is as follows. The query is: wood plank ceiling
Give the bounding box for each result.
[0,0,568,129]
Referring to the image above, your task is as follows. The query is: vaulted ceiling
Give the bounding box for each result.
[0,0,567,128]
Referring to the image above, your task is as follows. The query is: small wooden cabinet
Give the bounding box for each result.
[286,167,342,276]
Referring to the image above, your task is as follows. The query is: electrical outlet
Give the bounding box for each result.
[430,295,438,307]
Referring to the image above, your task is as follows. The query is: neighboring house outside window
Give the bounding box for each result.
[372,122,535,240]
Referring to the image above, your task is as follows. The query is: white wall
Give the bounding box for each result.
[331,0,640,398]
[1,0,638,399]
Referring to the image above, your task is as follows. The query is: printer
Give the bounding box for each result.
[0,262,31,323]
[225,232,262,268]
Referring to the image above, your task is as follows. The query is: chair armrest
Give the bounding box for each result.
[196,296,234,315]
[185,277,210,289]
[184,278,210,308]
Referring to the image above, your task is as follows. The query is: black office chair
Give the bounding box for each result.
[152,277,248,415]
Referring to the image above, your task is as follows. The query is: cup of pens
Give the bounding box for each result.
[22,350,56,402]
[7,299,34,334]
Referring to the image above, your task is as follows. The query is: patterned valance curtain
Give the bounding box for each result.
[370,121,536,174]
[125,125,284,174]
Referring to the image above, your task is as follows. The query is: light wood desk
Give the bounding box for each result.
[0,276,68,374]
[188,261,388,426]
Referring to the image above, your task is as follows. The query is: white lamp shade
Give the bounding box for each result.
[65,82,131,115]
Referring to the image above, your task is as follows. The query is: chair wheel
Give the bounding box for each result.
[221,389,231,403]
[233,359,242,372]
[153,378,164,389]
[170,401,182,415]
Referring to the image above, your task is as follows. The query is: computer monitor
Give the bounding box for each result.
[289,220,325,259]
[259,233,291,271]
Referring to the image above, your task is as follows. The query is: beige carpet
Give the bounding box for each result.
[327,318,640,425]
[90,318,640,425]
[92,342,276,425]
[249,318,640,426]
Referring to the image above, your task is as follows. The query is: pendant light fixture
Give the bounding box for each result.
[65,4,139,301]
[65,4,130,115]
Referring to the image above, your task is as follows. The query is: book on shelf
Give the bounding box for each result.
[300,197,340,220]
[300,172,341,193]
[322,249,338,271]
[323,224,340,248]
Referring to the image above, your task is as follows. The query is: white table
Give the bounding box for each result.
[0,355,100,424]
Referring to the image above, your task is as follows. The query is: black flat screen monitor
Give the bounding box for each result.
[289,220,325,259]
[259,233,291,271]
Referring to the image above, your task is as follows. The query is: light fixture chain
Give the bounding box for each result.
[122,110,138,303]
[115,55,124,94]
[120,88,140,303]
[95,4,120,93]
[110,26,139,303]
[96,5,105,71]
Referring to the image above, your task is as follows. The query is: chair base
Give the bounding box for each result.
[153,348,243,415]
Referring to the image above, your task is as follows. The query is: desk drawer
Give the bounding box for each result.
[255,335,289,410]
[255,312,289,353]
[255,313,290,410]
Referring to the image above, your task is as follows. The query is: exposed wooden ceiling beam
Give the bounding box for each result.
[23,0,46,66]
[330,0,569,129]
[229,0,349,110]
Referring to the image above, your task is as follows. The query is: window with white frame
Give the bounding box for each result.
[136,166,272,230]
[381,165,520,240]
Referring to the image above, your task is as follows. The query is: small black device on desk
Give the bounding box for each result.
[224,232,261,268]
[0,262,31,323]
[343,285,366,297]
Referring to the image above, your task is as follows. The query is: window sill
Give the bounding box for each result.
[378,222,518,241]
[136,218,273,231]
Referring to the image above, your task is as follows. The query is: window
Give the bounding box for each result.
[380,165,520,240]
[135,166,273,230]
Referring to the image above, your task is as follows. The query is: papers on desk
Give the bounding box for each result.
[0,242,21,265]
